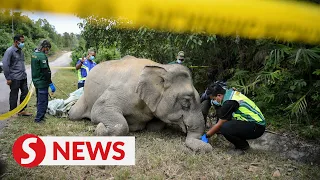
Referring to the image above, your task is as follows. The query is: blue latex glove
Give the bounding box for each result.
[49,83,56,93]
[201,134,209,143]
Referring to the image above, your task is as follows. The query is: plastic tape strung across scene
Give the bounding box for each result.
[0,83,35,121]
[0,0,320,44]
[50,67,76,70]
[50,66,208,69]
[0,66,72,121]
[189,66,209,68]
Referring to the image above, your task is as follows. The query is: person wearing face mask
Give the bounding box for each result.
[31,39,56,123]
[168,51,185,64]
[200,81,228,128]
[201,82,266,155]
[2,34,32,117]
[75,49,97,89]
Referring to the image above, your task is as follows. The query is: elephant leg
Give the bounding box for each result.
[186,132,213,153]
[146,118,166,132]
[128,123,147,132]
[91,95,129,136]
[68,95,90,120]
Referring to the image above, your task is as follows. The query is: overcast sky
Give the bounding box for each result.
[22,11,82,35]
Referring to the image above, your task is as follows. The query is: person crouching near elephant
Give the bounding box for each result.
[201,82,266,155]
[31,40,56,123]
[200,81,228,128]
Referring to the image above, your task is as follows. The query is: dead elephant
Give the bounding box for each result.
[68,55,213,152]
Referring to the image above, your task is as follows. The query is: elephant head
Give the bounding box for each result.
[135,64,213,152]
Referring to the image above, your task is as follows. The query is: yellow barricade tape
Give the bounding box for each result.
[0,66,75,121]
[50,66,208,69]
[0,0,320,44]
[189,66,209,68]
[50,67,76,70]
[0,82,35,120]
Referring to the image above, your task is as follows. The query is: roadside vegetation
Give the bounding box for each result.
[0,10,78,64]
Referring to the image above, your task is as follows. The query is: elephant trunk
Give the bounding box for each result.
[183,111,213,152]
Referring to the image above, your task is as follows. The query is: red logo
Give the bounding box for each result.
[12,134,46,168]
[12,135,135,167]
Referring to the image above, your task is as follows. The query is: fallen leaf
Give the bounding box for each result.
[250,162,260,166]
[288,168,294,172]
[273,170,281,177]
[248,166,259,172]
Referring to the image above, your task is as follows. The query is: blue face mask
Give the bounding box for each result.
[211,100,221,106]
[89,56,95,60]
[18,42,24,49]
[177,59,182,64]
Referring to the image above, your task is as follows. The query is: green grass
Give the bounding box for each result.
[1,70,320,180]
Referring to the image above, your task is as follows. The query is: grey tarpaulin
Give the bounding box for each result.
[47,87,83,117]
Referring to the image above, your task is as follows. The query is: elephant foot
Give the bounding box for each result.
[94,123,109,136]
[94,122,129,136]
[185,138,213,153]
[146,120,166,132]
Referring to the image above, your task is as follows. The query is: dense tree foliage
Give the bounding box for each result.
[0,10,77,63]
[72,14,320,139]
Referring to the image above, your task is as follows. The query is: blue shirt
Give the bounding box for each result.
[76,58,96,81]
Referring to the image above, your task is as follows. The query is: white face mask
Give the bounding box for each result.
[177,59,182,64]
[211,100,222,106]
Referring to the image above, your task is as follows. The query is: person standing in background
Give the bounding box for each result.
[2,34,32,116]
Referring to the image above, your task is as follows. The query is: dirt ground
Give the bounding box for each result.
[0,70,319,180]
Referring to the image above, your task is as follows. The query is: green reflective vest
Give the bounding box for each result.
[78,63,89,81]
[222,89,266,126]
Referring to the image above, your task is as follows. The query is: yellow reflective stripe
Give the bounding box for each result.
[238,106,263,123]
[233,112,248,121]
[0,0,320,44]
[230,91,266,125]
[78,65,89,81]
[232,92,265,120]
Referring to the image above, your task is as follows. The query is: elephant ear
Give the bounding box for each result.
[135,65,169,112]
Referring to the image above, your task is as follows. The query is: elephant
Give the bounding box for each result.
[68,55,213,152]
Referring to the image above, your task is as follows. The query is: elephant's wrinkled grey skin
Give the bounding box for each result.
[68,55,213,152]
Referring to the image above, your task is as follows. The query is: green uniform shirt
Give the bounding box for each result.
[31,51,52,89]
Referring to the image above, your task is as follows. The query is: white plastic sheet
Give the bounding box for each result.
[47,87,83,117]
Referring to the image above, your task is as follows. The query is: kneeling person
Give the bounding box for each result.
[201,83,266,154]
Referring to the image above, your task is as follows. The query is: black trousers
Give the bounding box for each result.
[220,120,265,150]
[78,81,85,89]
[9,79,28,111]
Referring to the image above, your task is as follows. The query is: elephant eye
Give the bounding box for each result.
[181,98,191,110]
